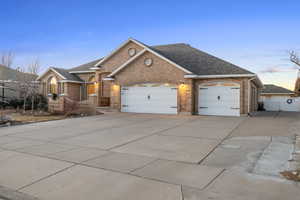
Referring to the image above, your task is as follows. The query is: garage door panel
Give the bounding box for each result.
[121,85,177,114]
[198,84,240,116]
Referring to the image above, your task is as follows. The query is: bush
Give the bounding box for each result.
[7,94,48,111]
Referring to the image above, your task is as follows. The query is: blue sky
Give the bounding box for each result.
[1,0,300,89]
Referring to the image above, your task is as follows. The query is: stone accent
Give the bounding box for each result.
[48,97,65,113]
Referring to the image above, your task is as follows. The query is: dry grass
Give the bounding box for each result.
[280,170,300,182]
[9,113,66,123]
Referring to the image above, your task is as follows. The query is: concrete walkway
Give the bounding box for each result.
[0,112,299,200]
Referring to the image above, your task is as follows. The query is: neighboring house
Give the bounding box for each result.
[0,64,37,103]
[37,38,262,116]
[260,84,300,112]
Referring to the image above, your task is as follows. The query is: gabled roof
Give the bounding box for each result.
[261,84,294,94]
[0,64,37,81]
[150,43,254,76]
[96,38,193,74]
[104,38,255,78]
[52,68,83,82]
[68,58,102,73]
[37,67,83,82]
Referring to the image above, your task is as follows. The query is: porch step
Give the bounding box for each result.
[96,107,119,114]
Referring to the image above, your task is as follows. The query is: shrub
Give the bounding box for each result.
[7,94,48,111]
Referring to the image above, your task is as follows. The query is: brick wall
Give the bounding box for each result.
[48,97,64,113]
[110,51,192,113]
[66,83,81,101]
[101,41,144,72]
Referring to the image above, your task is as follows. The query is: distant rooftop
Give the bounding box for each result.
[261,84,293,94]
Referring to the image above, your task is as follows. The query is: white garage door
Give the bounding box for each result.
[121,84,178,114]
[198,83,240,116]
[262,96,300,112]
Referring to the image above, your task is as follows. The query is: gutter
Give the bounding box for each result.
[103,77,115,81]
[261,93,295,95]
[184,74,256,79]
[248,77,256,115]
[59,80,84,83]
[69,71,95,74]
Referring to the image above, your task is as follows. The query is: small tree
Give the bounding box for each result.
[27,59,40,113]
[15,67,37,113]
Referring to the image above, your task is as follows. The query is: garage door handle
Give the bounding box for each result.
[170,106,178,108]
[230,107,239,110]
[199,107,208,109]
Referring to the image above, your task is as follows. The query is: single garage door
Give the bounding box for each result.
[262,96,300,112]
[121,84,178,114]
[198,82,240,116]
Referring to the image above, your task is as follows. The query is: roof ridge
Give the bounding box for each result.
[68,57,103,72]
[182,44,254,74]
[151,43,189,48]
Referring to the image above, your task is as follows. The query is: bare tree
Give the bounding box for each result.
[27,59,40,75]
[1,51,14,68]
[289,50,300,67]
[15,66,37,113]
[27,59,40,113]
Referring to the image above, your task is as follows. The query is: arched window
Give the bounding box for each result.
[48,76,58,94]
[87,76,96,95]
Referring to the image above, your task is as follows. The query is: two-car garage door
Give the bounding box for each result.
[121,84,178,114]
[120,82,240,116]
[198,83,240,116]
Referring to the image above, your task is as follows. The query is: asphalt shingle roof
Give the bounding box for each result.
[44,40,256,82]
[261,84,293,94]
[150,43,254,75]
[0,64,37,81]
[52,67,83,82]
[68,58,102,72]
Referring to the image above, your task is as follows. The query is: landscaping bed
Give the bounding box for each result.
[0,109,102,127]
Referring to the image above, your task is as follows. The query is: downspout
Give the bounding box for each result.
[248,77,256,115]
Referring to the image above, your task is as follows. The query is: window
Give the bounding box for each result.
[87,76,96,95]
[128,48,136,56]
[60,82,65,94]
[48,76,58,94]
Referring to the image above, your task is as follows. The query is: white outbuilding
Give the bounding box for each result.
[260,84,300,112]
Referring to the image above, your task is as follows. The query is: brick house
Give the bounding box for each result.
[37,38,262,116]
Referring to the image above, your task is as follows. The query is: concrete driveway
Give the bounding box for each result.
[0,112,299,200]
